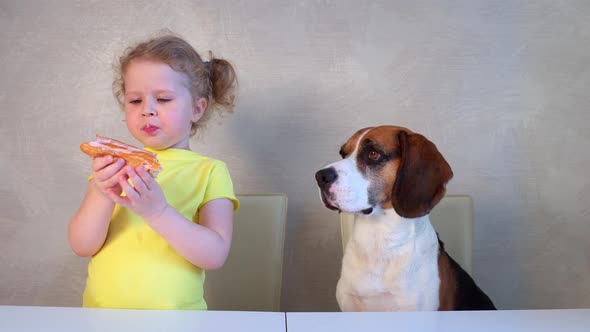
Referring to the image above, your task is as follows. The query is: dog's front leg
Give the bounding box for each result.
[336,280,366,311]
[337,292,366,312]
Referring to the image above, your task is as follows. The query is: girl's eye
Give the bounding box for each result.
[129,100,141,104]
[158,98,172,102]
[368,150,381,161]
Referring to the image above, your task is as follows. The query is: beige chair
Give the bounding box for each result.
[204,194,288,311]
[340,195,474,274]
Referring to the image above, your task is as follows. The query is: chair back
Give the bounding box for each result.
[204,194,288,311]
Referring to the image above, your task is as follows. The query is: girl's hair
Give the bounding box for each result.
[113,33,237,136]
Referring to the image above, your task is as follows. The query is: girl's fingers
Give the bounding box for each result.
[136,166,154,191]
[91,155,113,172]
[104,167,128,187]
[126,167,149,193]
[94,168,126,193]
[94,158,126,181]
[107,190,131,208]
[119,174,139,200]
[105,158,126,175]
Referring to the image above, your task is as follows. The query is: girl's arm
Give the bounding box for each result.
[67,182,116,256]
[68,156,127,257]
[146,198,234,270]
[108,165,234,270]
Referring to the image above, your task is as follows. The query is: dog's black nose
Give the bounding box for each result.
[315,167,337,188]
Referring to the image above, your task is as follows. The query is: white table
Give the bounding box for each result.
[0,306,286,332]
[286,309,590,332]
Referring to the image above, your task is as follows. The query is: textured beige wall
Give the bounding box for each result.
[1,0,589,311]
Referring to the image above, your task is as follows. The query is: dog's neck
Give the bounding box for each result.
[356,207,431,234]
[351,208,435,252]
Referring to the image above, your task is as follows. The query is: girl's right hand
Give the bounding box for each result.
[91,155,127,198]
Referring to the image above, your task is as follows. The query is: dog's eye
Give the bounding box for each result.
[368,150,381,161]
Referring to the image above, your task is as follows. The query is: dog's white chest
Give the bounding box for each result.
[337,212,440,311]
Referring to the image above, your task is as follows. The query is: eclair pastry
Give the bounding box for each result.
[80,135,162,177]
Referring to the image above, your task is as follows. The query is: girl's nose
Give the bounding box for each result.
[142,109,156,117]
[141,99,157,117]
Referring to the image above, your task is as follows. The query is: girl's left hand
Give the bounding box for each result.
[107,165,169,221]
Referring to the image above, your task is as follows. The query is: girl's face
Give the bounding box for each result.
[123,59,206,150]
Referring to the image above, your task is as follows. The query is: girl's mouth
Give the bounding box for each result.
[142,124,159,135]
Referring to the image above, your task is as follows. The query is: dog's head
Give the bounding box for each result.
[315,126,453,218]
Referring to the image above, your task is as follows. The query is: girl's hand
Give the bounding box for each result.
[91,155,127,198]
[107,165,169,221]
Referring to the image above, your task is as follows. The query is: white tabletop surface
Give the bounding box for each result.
[286,309,590,332]
[0,305,286,332]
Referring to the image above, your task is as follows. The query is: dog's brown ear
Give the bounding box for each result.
[392,131,453,218]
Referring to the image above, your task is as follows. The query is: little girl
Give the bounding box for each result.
[68,33,239,310]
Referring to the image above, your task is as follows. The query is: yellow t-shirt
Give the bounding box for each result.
[82,148,238,310]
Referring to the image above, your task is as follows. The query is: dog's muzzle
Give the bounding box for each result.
[315,166,374,215]
[315,167,337,190]
[315,167,340,211]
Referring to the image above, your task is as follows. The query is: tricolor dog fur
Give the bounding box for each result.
[315,126,495,311]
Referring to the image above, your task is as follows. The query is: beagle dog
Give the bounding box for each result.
[315,126,495,311]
